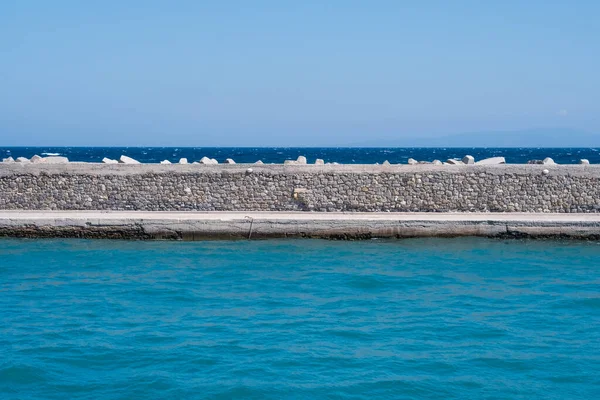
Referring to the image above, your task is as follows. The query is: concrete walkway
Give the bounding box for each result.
[2,210,600,222]
[1,211,600,239]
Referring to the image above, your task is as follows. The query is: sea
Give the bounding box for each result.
[1,238,598,399]
[2,147,600,164]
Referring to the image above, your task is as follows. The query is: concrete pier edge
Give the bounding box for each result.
[2,211,600,240]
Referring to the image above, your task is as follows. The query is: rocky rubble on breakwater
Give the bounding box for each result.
[1,154,595,165]
[3,155,70,164]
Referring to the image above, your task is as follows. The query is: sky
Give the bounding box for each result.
[1,0,599,146]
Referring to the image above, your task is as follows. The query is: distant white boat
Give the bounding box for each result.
[42,152,61,156]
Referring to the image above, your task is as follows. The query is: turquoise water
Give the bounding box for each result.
[1,239,599,399]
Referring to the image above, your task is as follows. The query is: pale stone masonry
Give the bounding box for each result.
[0,163,599,213]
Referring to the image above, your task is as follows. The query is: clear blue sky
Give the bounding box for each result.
[1,0,599,146]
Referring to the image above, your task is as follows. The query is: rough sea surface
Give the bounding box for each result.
[3,147,600,164]
[1,238,599,399]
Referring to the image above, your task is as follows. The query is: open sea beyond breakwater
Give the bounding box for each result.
[3,147,600,164]
[1,238,599,399]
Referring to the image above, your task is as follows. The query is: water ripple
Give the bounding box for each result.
[1,238,599,399]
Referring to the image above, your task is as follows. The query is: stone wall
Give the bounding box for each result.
[0,164,599,213]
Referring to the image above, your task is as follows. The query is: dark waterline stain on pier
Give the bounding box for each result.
[1,238,599,399]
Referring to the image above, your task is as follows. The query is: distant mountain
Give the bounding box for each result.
[355,129,600,148]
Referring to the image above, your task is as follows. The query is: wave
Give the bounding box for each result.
[3,147,600,164]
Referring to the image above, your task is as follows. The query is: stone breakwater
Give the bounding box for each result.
[1,163,599,213]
